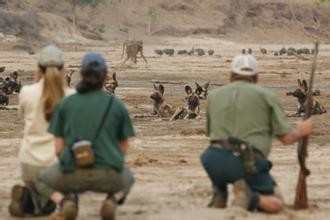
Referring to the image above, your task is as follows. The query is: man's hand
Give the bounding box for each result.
[278,119,313,145]
[297,119,313,137]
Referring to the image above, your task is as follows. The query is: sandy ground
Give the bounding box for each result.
[1,37,330,219]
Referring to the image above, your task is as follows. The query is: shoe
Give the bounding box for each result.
[49,195,78,220]
[232,180,259,211]
[208,191,227,208]
[8,185,30,217]
[100,197,117,220]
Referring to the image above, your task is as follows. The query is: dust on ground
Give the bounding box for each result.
[1,37,330,219]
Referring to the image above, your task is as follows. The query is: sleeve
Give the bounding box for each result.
[18,87,26,116]
[206,98,210,137]
[48,104,65,137]
[117,101,135,141]
[267,92,292,136]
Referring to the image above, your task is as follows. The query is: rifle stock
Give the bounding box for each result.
[293,41,319,209]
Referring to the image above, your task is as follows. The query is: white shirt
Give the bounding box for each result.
[19,79,75,166]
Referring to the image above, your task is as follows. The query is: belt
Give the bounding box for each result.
[210,139,265,159]
[210,139,232,149]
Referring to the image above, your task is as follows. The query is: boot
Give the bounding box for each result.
[100,196,117,220]
[232,180,259,211]
[208,187,228,208]
[48,195,78,220]
[8,184,33,217]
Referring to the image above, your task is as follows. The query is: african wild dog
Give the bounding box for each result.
[150,84,173,117]
[1,72,21,95]
[105,72,118,95]
[287,79,326,116]
[65,70,75,87]
[0,90,9,106]
[170,85,200,121]
[195,82,210,100]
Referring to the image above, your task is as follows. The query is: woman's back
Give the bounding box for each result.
[49,90,134,172]
[19,80,74,166]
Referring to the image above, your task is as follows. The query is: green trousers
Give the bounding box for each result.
[35,163,134,204]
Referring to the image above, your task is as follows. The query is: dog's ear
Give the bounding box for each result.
[203,82,210,89]
[297,79,302,87]
[153,83,158,91]
[185,85,193,95]
[302,80,308,92]
[195,82,202,89]
[159,84,165,96]
[112,72,117,81]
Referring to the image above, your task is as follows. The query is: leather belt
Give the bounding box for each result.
[210,139,232,149]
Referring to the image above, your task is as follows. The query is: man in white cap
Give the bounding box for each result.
[201,54,313,213]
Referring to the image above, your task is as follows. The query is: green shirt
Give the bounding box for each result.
[48,90,135,172]
[207,81,291,157]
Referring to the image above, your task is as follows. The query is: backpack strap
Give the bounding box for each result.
[92,95,114,142]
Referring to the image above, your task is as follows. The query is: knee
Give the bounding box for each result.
[259,195,283,213]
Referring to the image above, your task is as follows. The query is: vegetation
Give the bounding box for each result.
[65,0,107,29]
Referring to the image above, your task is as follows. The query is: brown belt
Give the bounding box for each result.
[210,139,232,149]
[211,139,265,159]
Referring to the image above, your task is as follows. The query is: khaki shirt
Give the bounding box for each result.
[207,81,291,157]
[19,79,74,166]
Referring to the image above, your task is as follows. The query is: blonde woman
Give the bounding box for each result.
[9,45,74,217]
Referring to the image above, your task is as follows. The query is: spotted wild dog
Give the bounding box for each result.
[150,84,173,117]
[195,82,210,100]
[287,79,326,116]
[105,72,118,95]
[170,85,200,121]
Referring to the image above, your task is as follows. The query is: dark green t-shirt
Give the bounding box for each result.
[207,81,292,157]
[48,90,135,173]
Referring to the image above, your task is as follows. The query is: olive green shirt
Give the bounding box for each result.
[207,81,291,157]
[48,90,135,173]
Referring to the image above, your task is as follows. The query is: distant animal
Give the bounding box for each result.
[287,79,326,116]
[208,49,215,56]
[195,82,210,99]
[170,85,200,121]
[104,72,118,95]
[150,84,173,117]
[195,48,205,56]
[122,40,147,64]
[0,66,5,73]
[279,47,287,56]
[163,49,175,56]
[177,50,188,55]
[187,48,194,56]
[260,48,267,55]
[248,48,253,54]
[65,70,75,87]
[287,47,296,56]
[273,51,279,56]
[154,49,163,56]
[1,72,21,94]
[242,49,246,54]
[0,90,9,106]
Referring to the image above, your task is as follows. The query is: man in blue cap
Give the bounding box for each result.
[35,53,135,220]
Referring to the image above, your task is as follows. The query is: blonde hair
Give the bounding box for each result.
[40,65,65,121]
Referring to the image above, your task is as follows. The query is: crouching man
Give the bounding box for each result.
[35,53,135,220]
[201,54,313,213]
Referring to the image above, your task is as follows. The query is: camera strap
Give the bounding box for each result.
[92,94,114,142]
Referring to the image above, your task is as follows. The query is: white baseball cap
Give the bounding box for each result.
[38,45,64,67]
[231,54,257,76]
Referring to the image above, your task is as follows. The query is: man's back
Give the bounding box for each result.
[207,81,291,157]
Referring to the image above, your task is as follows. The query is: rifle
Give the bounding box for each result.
[294,41,319,209]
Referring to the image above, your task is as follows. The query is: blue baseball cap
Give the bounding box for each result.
[81,53,108,76]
